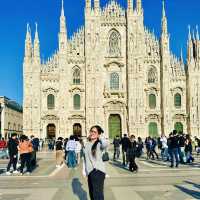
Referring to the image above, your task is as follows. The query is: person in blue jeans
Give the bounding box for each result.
[169,130,179,168]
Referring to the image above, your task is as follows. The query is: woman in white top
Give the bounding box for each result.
[75,139,82,165]
[83,125,108,200]
[66,135,77,168]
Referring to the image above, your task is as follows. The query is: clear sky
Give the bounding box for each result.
[0,0,199,104]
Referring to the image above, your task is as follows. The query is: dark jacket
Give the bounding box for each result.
[121,137,130,151]
[179,136,186,147]
[7,138,18,156]
[56,141,63,151]
[127,141,137,158]
[170,136,179,149]
[113,138,121,148]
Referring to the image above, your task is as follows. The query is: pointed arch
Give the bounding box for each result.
[108,29,121,57]
[148,66,157,83]
[73,66,81,85]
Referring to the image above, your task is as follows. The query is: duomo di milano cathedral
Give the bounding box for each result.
[23,0,200,139]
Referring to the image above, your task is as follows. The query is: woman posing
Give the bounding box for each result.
[83,125,108,200]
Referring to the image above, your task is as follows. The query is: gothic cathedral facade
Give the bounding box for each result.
[23,0,200,139]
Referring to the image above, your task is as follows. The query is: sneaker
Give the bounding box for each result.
[6,171,11,175]
[56,165,60,168]
[13,170,19,174]
[26,172,31,175]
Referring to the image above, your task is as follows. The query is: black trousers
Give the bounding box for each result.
[20,153,31,173]
[88,169,105,200]
[129,156,138,172]
[7,155,18,172]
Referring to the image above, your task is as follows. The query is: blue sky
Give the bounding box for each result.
[0,0,199,104]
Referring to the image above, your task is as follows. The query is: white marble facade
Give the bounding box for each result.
[23,0,200,139]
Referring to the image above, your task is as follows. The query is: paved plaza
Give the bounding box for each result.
[0,152,199,200]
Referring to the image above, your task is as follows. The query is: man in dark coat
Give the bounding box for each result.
[113,135,121,160]
[6,133,19,175]
[121,134,130,166]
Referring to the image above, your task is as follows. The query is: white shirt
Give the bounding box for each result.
[66,140,76,151]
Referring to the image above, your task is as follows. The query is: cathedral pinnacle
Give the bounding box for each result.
[136,0,143,14]
[86,0,91,10]
[127,0,133,12]
[33,23,40,63]
[94,0,100,14]
[34,23,39,43]
[188,25,192,41]
[25,23,32,59]
[59,0,67,52]
[161,0,168,35]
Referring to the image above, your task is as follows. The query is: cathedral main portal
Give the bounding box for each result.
[108,114,122,139]
[47,124,56,139]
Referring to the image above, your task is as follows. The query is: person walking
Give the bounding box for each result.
[75,138,82,165]
[113,135,121,161]
[160,135,168,161]
[121,134,130,166]
[127,135,138,172]
[56,137,64,168]
[83,125,108,200]
[185,134,194,163]
[6,133,19,175]
[169,130,179,168]
[66,135,77,168]
[178,132,186,164]
[137,137,144,158]
[18,135,33,175]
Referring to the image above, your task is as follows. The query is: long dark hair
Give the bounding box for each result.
[91,125,104,157]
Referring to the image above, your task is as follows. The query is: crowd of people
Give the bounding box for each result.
[5,133,39,175]
[112,130,200,172]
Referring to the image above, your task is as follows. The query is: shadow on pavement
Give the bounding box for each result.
[72,178,88,200]
[109,160,130,172]
[175,184,200,199]
[184,181,200,190]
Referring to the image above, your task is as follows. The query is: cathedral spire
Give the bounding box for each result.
[33,23,40,64]
[136,0,143,14]
[188,25,191,41]
[180,47,184,64]
[161,0,168,35]
[24,23,32,60]
[86,0,91,10]
[127,0,133,13]
[59,0,67,52]
[94,0,100,14]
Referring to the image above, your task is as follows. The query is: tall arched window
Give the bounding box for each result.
[74,94,81,110]
[174,93,181,108]
[73,67,81,85]
[110,73,119,90]
[47,94,55,109]
[174,122,183,133]
[149,94,156,109]
[149,122,158,138]
[109,30,121,57]
[148,67,157,83]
